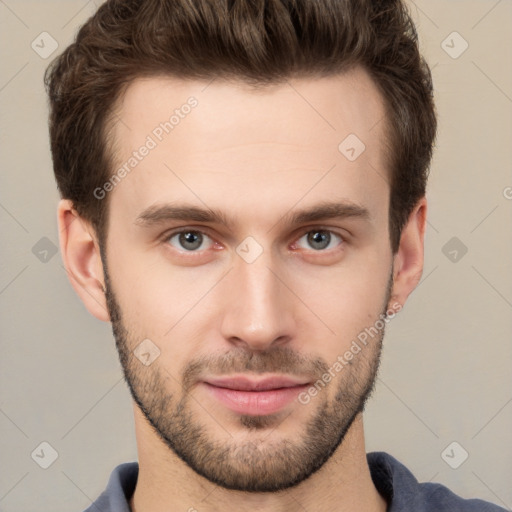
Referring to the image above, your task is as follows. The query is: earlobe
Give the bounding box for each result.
[57,199,110,322]
[390,197,427,309]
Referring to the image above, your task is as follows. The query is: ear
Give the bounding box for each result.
[57,199,110,322]
[389,197,427,309]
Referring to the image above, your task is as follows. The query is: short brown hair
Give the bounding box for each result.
[45,0,436,252]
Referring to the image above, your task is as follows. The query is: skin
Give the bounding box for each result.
[58,67,426,512]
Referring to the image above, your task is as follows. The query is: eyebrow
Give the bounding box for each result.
[134,200,371,230]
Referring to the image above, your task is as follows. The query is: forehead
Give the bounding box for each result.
[106,68,390,230]
[111,67,388,148]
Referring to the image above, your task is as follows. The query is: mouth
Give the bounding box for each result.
[201,375,311,416]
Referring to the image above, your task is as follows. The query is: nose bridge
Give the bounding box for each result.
[239,251,279,309]
[220,244,294,350]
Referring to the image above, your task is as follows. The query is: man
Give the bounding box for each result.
[45,0,506,511]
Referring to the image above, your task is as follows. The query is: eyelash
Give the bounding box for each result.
[161,227,345,255]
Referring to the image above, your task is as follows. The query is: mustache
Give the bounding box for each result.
[181,346,329,392]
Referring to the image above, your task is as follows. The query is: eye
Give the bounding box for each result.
[295,229,344,251]
[166,230,215,252]
[163,227,344,255]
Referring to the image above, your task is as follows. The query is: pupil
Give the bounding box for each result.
[181,231,201,250]
[308,231,329,250]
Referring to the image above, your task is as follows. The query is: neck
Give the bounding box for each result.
[129,406,387,512]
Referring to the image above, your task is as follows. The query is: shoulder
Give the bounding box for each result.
[367,451,508,512]
[82,462,139,512]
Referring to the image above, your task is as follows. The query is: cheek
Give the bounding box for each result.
[106,236,183,319]
[301,258,391,354]
[107,248,217,371]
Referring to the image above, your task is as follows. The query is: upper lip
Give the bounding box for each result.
[204,375,310,391]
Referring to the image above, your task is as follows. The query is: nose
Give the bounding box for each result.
[219,250,296,352]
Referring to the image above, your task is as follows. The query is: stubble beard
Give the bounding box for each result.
[103,257,392,492]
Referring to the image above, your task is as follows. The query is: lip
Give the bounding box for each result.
[205,375,310,391]
[202,375,311,416]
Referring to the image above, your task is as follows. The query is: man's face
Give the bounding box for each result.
[102,68,395,491]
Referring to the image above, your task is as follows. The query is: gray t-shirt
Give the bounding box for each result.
[83,451,507,511]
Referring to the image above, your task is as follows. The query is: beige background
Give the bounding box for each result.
[0,1,511,511]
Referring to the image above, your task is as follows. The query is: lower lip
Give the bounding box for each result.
[202,383,309,416]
